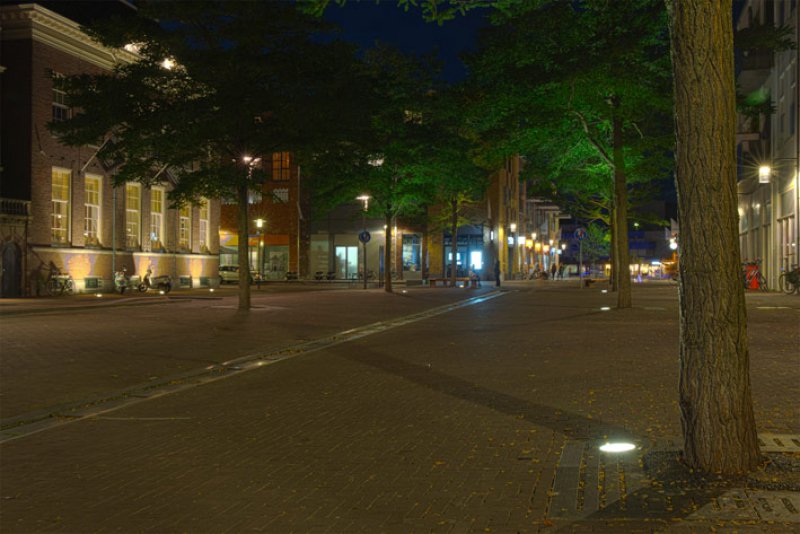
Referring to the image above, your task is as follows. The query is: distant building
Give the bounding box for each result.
[736,0,799,289]
[0,3,221,296]
[219,152,305,279]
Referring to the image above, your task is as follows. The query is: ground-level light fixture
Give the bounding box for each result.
[600,306,611,311]
[599,442,636,453]
[95,293,102,298]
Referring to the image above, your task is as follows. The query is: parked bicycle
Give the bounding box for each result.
[779,265,800,295]
[46,274,74,296]
[742,260,767,291]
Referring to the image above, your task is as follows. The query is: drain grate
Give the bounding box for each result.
[548,439,800,524]
[758,434,800,452]
[548,440,645,519]
[689,490,800,523]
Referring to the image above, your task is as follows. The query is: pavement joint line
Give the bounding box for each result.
[0,290,507,443]
[0,297,178,317]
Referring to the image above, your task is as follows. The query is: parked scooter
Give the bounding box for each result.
[114,268,131,294]
[137,268,172,294]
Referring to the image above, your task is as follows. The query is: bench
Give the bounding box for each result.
[428,277,480,288]
[285,271,299,281]
[583,277,609,287]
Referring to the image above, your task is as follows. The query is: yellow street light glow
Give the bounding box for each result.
[599,442,636,453]
[758,165,771,183]
[531,232,537,240]
[255,218,264,229]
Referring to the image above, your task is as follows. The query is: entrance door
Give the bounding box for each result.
[1,242,22,297]
[265,245,289,280]
[335,246,358,279]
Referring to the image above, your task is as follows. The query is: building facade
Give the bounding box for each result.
[219,152,305,280]
[0,4,221,296]
[736,0,799,289]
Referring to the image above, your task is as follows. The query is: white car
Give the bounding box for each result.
[219,265,257,284]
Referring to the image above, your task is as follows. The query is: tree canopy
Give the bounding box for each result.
[50,0,368,308]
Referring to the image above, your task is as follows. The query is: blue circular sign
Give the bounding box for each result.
[574,228,587,241]
[358,230,371,244]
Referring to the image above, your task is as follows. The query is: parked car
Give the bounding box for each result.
[219,265,258,284]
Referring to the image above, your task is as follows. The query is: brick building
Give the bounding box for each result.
[219,152,305,280]
[0,3,221,296]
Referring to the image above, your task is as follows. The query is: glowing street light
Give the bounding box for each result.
[758,165,771,184]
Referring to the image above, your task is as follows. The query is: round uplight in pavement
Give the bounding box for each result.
[601,289,608,294]
[209,288,215,293]
[95,293,102,298]
[159,290,165,295]
[600,306,611,311]
[599,442,636,453]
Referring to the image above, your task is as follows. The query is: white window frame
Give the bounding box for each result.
[84,174,102,245]
[179,205,192,250]
[150,187,165,248]
[51,167,71,244]
[51,74,71,123]
[125,182,141,249]
[199,198,210,251]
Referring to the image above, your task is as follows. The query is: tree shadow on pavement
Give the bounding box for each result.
[342,349,633,441]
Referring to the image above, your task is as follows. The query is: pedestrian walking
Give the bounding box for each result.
[558,263,565,280]
[550,262,557,280]
[493,259,501,287]
[469,264,481,288]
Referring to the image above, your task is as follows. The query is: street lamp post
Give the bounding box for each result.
[255,218,264,280]
[357,195,370,290]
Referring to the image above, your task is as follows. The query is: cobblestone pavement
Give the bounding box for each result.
[0,282,798,533]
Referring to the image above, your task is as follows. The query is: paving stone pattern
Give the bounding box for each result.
[0,283,798,533]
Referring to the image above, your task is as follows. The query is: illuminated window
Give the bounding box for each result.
[272,152,291,181]
[125,183,141,248]
[402,234,420,271]
[52,74,71,122]
[150,187,165,247]
[272,188,289,203]
[199,198,210,250]
[179,205,191,250]
[84,175,101,244]
[51,167,71,244]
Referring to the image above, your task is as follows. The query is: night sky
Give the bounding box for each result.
[324,3,492,82]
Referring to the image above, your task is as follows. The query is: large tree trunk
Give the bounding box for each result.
[609,207,618,292]
[384,211,393,293]
[421,222,428,281]
[237,183,251,311]
[667,0,760,474]
[450,198,459,285]
[611,103,631,308]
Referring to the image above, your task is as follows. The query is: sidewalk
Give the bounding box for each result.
[0,283,798,532]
